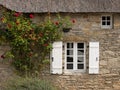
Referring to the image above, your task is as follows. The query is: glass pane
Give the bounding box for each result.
[77,43,84,48]
[78,64,84,69]
[107,21,110,25]
[77,57,84,62]
[67,64,73,69]
[102,21,106,25]
[67,50,73,55]
[67,57,73,62]
[102,16,106,20]
[67,43,73,48]
[107,16,110,20]
[78,50,84,55]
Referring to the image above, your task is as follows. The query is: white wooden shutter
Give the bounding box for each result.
[89,42,99,74]
[51,41,62,74]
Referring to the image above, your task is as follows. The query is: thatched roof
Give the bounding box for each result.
[1,0,120,13]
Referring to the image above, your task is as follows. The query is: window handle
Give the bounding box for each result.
[96,57,98,61]
[52,57,54,62]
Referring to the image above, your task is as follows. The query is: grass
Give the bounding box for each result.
[3,76,57,90]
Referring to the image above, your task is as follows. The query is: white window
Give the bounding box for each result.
[101,15,112,29]
[64,42,86,73]
[51,41,99,75]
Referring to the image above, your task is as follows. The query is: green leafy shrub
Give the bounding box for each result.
[0,10,76,74]
[4,77,57,90]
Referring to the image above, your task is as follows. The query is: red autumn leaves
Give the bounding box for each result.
[13,12,34,18]
[0,54,5,59]
[54,18,76,26]
[43,43,48,47]
[55,21,59,25]
[1,12,34,29]
[14,12,21,17]
[29,14,34,18]
[0,17,5,22]
[72,19,76,23]
[13,13,34,25]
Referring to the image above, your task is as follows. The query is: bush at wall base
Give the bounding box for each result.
[4,77,57,90]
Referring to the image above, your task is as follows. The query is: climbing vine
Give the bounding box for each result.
[0,10,75,74]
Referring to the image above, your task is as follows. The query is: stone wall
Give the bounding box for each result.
[44,74,120,90]
[39,13,120,90]
[0,11,120,90]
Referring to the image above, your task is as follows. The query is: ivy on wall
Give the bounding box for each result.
[0,10,75,75]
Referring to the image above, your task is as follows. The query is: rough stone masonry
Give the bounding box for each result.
[38,13,120,90]
[0,5,120,89]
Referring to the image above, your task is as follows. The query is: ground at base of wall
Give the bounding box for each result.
[0,63,120,90]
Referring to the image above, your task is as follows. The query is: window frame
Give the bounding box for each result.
[101,15,112,29]
[64,42,86,74]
